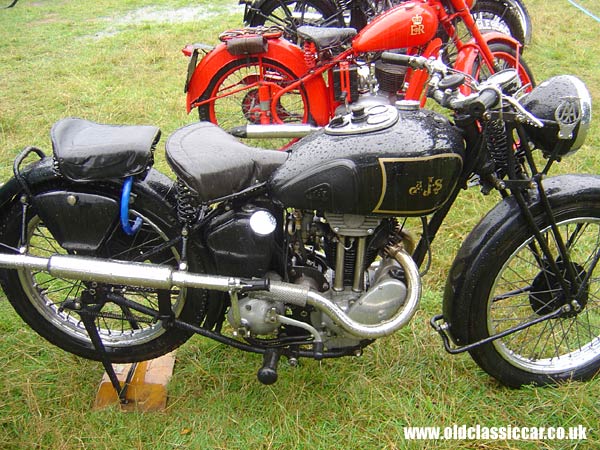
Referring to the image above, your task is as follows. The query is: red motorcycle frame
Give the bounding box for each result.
[184,0,532,132]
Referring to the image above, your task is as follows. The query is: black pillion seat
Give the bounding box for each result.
[166,122,289,202]
[51,118,160,181]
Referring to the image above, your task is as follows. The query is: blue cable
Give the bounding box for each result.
[567,0,600,23]
[120,176,142,236]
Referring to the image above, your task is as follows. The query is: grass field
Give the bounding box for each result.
[1,0,599,448]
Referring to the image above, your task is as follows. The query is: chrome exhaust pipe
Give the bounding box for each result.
[0,254,48,272]
[265,246,422,339]
[0,253,240,292]
[0,246,421,339]
[228,124,321,139]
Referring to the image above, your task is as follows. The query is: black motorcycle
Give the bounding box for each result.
[241,0,532,45]
[0,54,596,389]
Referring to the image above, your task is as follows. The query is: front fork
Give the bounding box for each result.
[432,118,598,353]
[431,173,598,354]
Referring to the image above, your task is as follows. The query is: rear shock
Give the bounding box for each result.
[175,180,200,225]
[303,41,318,69]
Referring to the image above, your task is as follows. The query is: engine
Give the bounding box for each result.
[331,59,410,113]
[226,210,415,350]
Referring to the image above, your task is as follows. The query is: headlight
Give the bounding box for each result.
[520,75,592,157]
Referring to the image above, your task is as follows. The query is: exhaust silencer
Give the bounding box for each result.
[228,124,320,139]
[0,253,237,292]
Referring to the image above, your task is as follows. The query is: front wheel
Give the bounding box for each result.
[466,201,600,387]
[471,0,527,45]
[472,42,534,92]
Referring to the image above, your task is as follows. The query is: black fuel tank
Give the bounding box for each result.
[269,103,464,216]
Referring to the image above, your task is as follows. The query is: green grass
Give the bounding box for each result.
[1,0,600,449]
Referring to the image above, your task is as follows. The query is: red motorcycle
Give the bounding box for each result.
[241,0,532,46]
[184,0,533,141]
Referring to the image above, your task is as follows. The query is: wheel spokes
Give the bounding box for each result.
[23,212,183,346]
[489,219,600,369]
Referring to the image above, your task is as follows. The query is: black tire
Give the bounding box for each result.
[247,0,344,42]
[471,0,526,46]
[198,57,311,147]
[466,200,600,387]
[472,41,535,91]
[0,180,207,363]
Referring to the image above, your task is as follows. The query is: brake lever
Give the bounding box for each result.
[503,95,544,128]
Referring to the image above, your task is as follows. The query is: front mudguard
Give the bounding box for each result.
[0,157,178,252]
[184,38,330,125]
[452,31,522,76]
[442,174,600,346]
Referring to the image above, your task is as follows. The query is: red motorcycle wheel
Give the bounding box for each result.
[472,42,534,91]
[471,0,526,45]
[197,57,311,146]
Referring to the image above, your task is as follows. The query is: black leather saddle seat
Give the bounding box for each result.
[51,118,160,181]
[166,122,289,202]
[296,25,357,50]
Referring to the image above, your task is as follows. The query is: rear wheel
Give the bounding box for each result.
[466,201,600,386]
[0,182,207,363]
[198,57,311,148]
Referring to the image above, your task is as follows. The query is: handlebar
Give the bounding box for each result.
[381,51,500,117]
[466,88,500,117]
[381,52,428,70]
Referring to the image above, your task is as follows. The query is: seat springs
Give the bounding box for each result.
[52,158,62,176]
[176,179,200,224]
[333,0,349,9]
[303,41,318,68]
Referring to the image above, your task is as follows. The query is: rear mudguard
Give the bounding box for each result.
[0,157,70,213]
[0,157,178,252]
[185,38,330,125]
[442,174,600,346]
[452,31,522,76]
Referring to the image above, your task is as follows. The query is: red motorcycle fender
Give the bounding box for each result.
[441,174,600,346]
[452,31,522,75]
[185,40,330,124]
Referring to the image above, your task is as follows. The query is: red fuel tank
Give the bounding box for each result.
[352,1,439,53]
